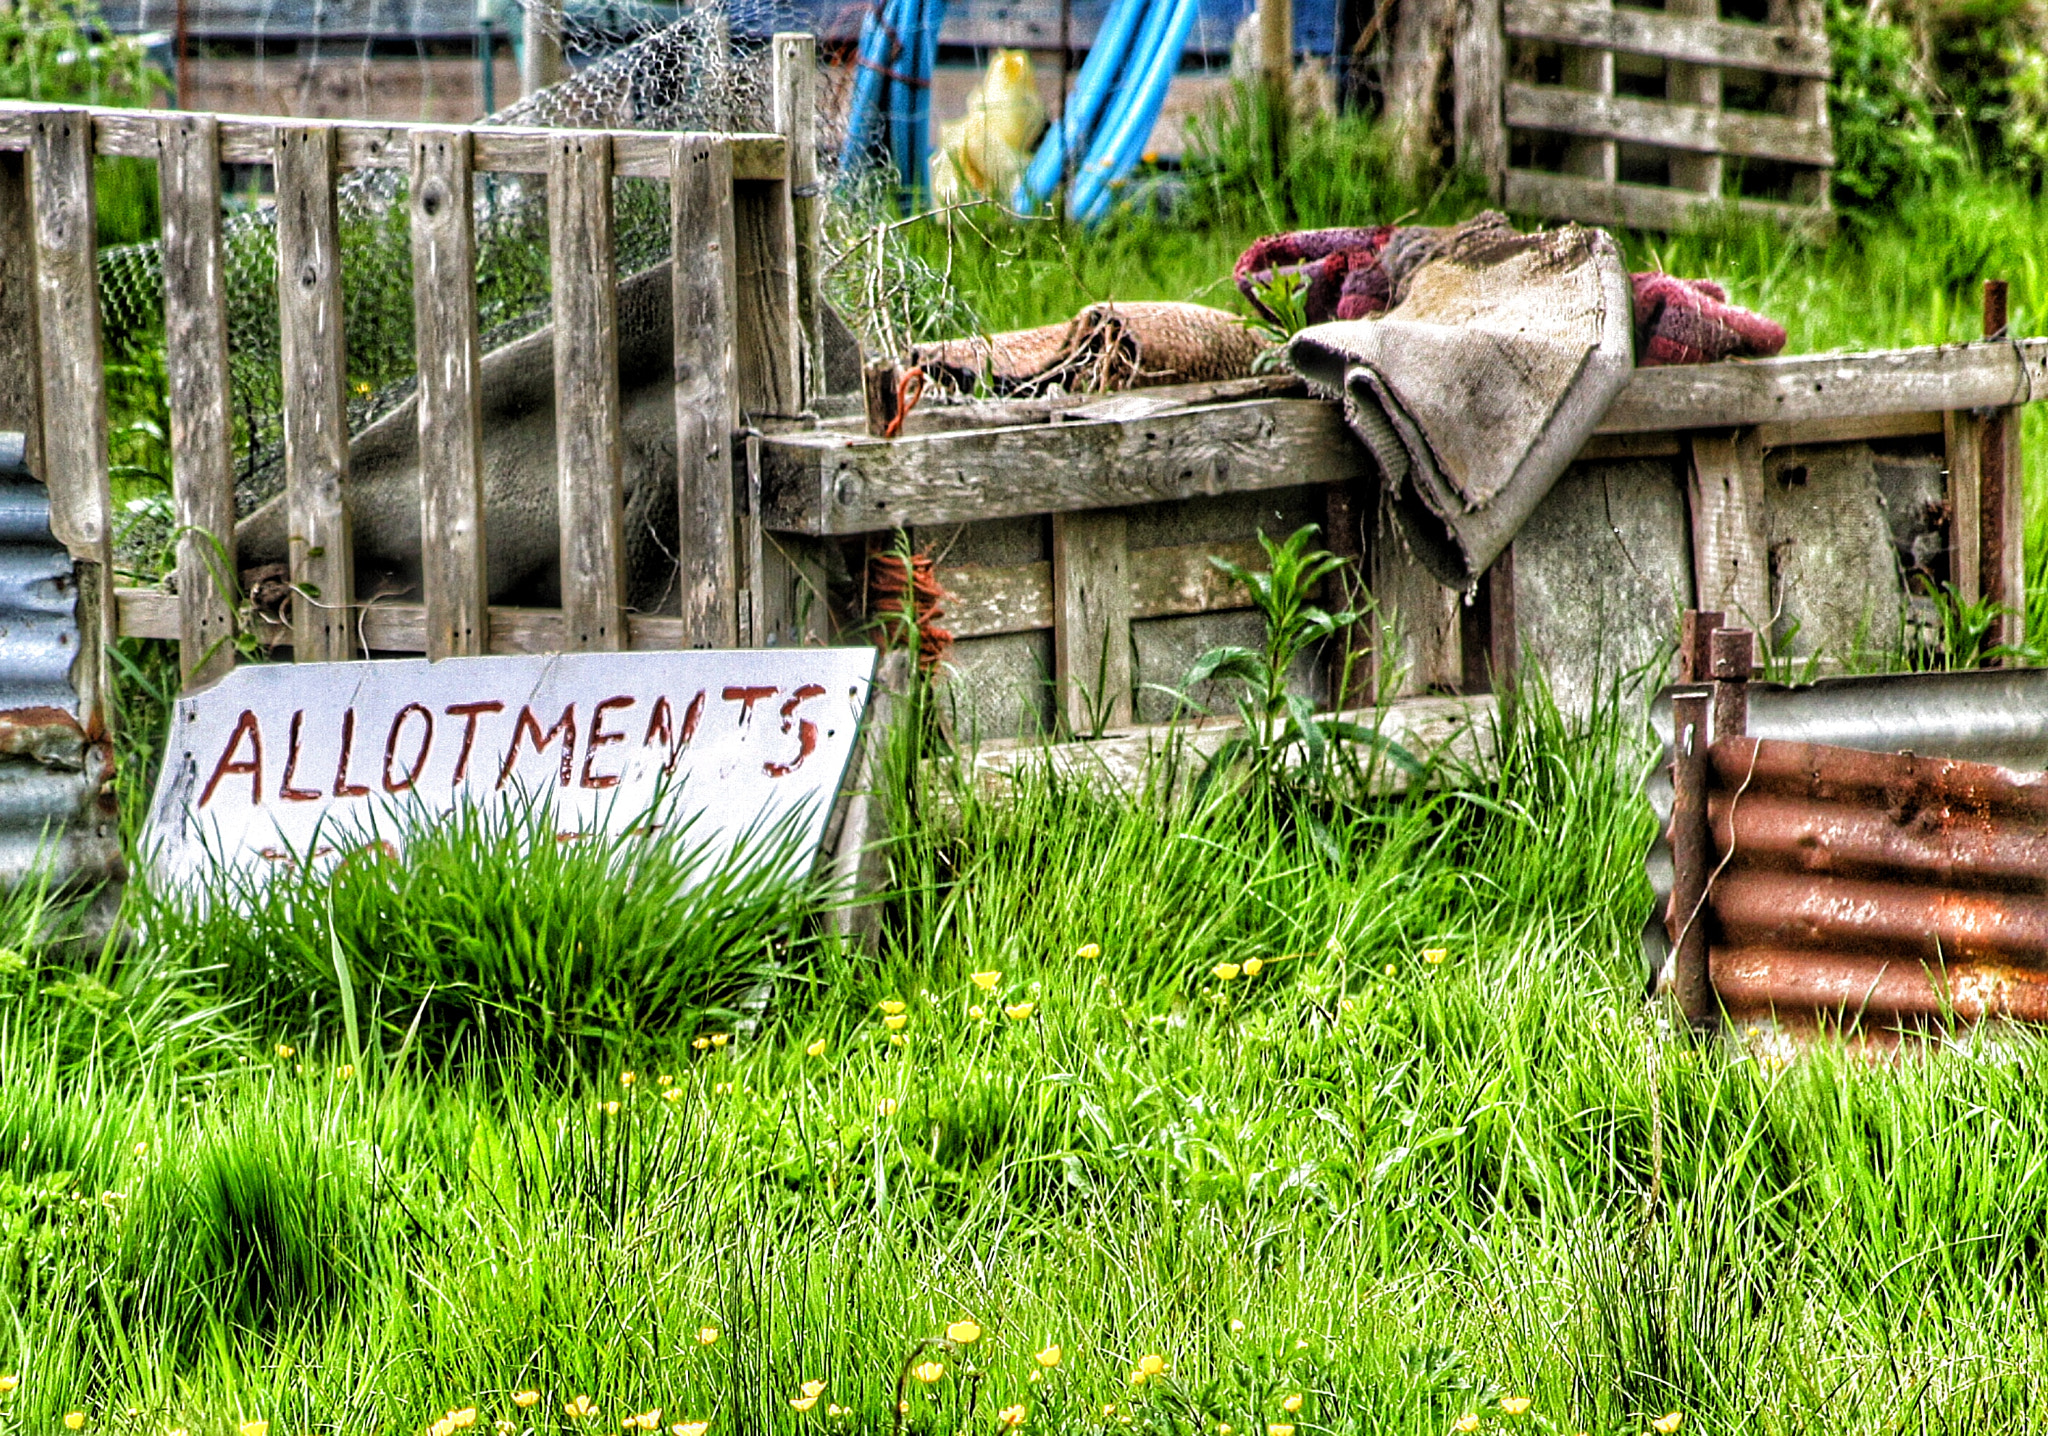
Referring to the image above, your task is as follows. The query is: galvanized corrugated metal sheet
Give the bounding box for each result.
[1645,612,2048,1035]
[0,435,123,892]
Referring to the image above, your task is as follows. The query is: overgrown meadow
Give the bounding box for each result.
[5,665,2048,1436]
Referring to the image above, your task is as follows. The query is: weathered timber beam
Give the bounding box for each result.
[1505,82,1833,165]
[0,102,786,179]
[759,398,1374,535]
[1502,0,1830,76]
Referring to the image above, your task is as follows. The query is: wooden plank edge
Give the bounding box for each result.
[119,589,695,653]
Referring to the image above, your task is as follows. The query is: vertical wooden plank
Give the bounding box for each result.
[672,132,741,648]
[0,151,44,483]
[1980,279,2023,656]
[1944,408,1983,608]
[1451,0,1505,197]
[771,33,825,402]
[275,123,357,662]
[522,0,567,97]
[548,130,627,652]
[1560,0,1615,184]
[159,113,239,689]
[29,110,112,572]
[733,131,802,417]
[1371,517,1461,698]
[1486,544,1518,691]
[1665,0,1722,198]
[1053,508,1133,733]
[1322,479,1373,708]
[410,127,488,661]
[1686,431,1769,632]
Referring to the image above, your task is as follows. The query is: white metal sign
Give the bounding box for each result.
[144,648,880,895]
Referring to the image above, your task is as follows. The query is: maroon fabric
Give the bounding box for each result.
[1234,227,1786,367]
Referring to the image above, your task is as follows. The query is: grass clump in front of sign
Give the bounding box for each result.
[131,792,830,1066]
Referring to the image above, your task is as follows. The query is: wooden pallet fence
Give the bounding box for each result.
[1455,0,1834,231]
[0,34,819,687]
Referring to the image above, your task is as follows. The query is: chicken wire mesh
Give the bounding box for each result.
[93,0,979,571]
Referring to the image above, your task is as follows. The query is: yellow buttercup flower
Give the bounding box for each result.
[513,1391,541,1408]
[1241,958,1265,977]
[673,1423,710,1436]
[1137,1354,1165,1376]
[1228,1319,1246,1334]
[878,1099,898,1117]
[565,1396,598,1419]
[430,1418,455,1436]
[603,1100,621,1115]
[880,1000,907,1015]
[1652,1416,1682,1434]
[1452,1416,1480,1433]
[658,1074,675,1087]
[889,1034,907,1047]
[632,1410,662,1429]
[806,1039,827,1057]
[494,1423,514,1436]
[912,1361,945,1383]
[692,1037,711,1051]
[663,1088,683,1103]
[1128,1371,1147,1387]
[967,1005,985,1020]
[1267,1426,1294,1436]
[1282,1395,1302,1413]
[239,1423,270,1436]
[1501,1397,1531,1416]
[620,1071,637,1087]
[883,1014,908,1032]
[449,1410,479,1428]
[826,1406,849,1419]
[1004,1002,1036,1021]
[971,971,1001,991]
[946,1319,982,1344]
[711,1034,730,1048]
[0,1374,16,1393]
[800,1381,827,1399]
[790,1397,819,1413]
[274,1044,294,1059]
[1076,943,1101,960]
[1035,1344,1062,1368]
[696,1325,720,1345]
[63,1416,85,1432]
[1212,964,1240,981]
[998,1404,1027,1428]
[713,1082,733,1095]
[1422,948,1448,964]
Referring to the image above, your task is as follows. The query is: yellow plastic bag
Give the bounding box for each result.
[940,49,1045,202]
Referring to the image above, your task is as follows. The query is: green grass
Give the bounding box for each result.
[8,682,2048,1435]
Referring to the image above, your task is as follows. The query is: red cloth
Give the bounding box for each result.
[1234,227,1786,366]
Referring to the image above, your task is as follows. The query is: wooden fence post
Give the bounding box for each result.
[1452,0,1504,195]
[549,129,628,652]
[0,150,44,483]
[672,133,741,649]
[411,127,489,660]
[159,113,239,689]
[736,92,803,418]
[1686,430,1769,632]
[276,123,358,662]
[1980,279,2024,656]
[1944,409,1983,606]
[771,33,824,403]
[1052,508,1133,732]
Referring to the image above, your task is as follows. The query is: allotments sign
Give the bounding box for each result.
[144,648,880,894]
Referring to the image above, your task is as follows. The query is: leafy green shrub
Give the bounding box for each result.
[1825,0,1966,211]
[136,797,831,1064]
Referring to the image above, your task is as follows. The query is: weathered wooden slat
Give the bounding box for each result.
[1753,409,1943,449]
[1373,515,1462,698]
[410,127,489,661]
[0,151,43,482]
[549,130,628,652]
[671,133,741,648]
[1505,82,1835,165]
[771,33,825,400]
[1944,409,1983,607]
[1663,0,1723,197]
[1504,168,1830,235]
[1607,338,2046,432]
[276,124,357,662]
[159,113,239,689]
[116,588,695,653]
[1502,0,1831,75]
[1453,0,1506,192]
[29,109,112,576]
[943,539,1266,639]
[1557,0,1616,183]
[1053,509,1134,732]
[761,399,1375,535]
[1687,431,1770,629]
[0,102,787,178]
[732,171,803,417]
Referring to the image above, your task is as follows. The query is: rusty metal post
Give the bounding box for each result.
[1666,688,1716,1028]
[1710,626,1753,743]
[1981,280,2023,659]
[1678,608,1723,684]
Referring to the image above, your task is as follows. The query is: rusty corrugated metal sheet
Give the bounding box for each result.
[1645,613,2048,1033]
[0,434,122,891]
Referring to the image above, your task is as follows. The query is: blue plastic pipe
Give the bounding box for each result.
[1069,0,1195,222]
[1012,0,1150,212]
[839,0,900,174]
[905,0,940,202]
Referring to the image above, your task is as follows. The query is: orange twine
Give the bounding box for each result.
[870,548,953,671]
[882,366,927,440]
